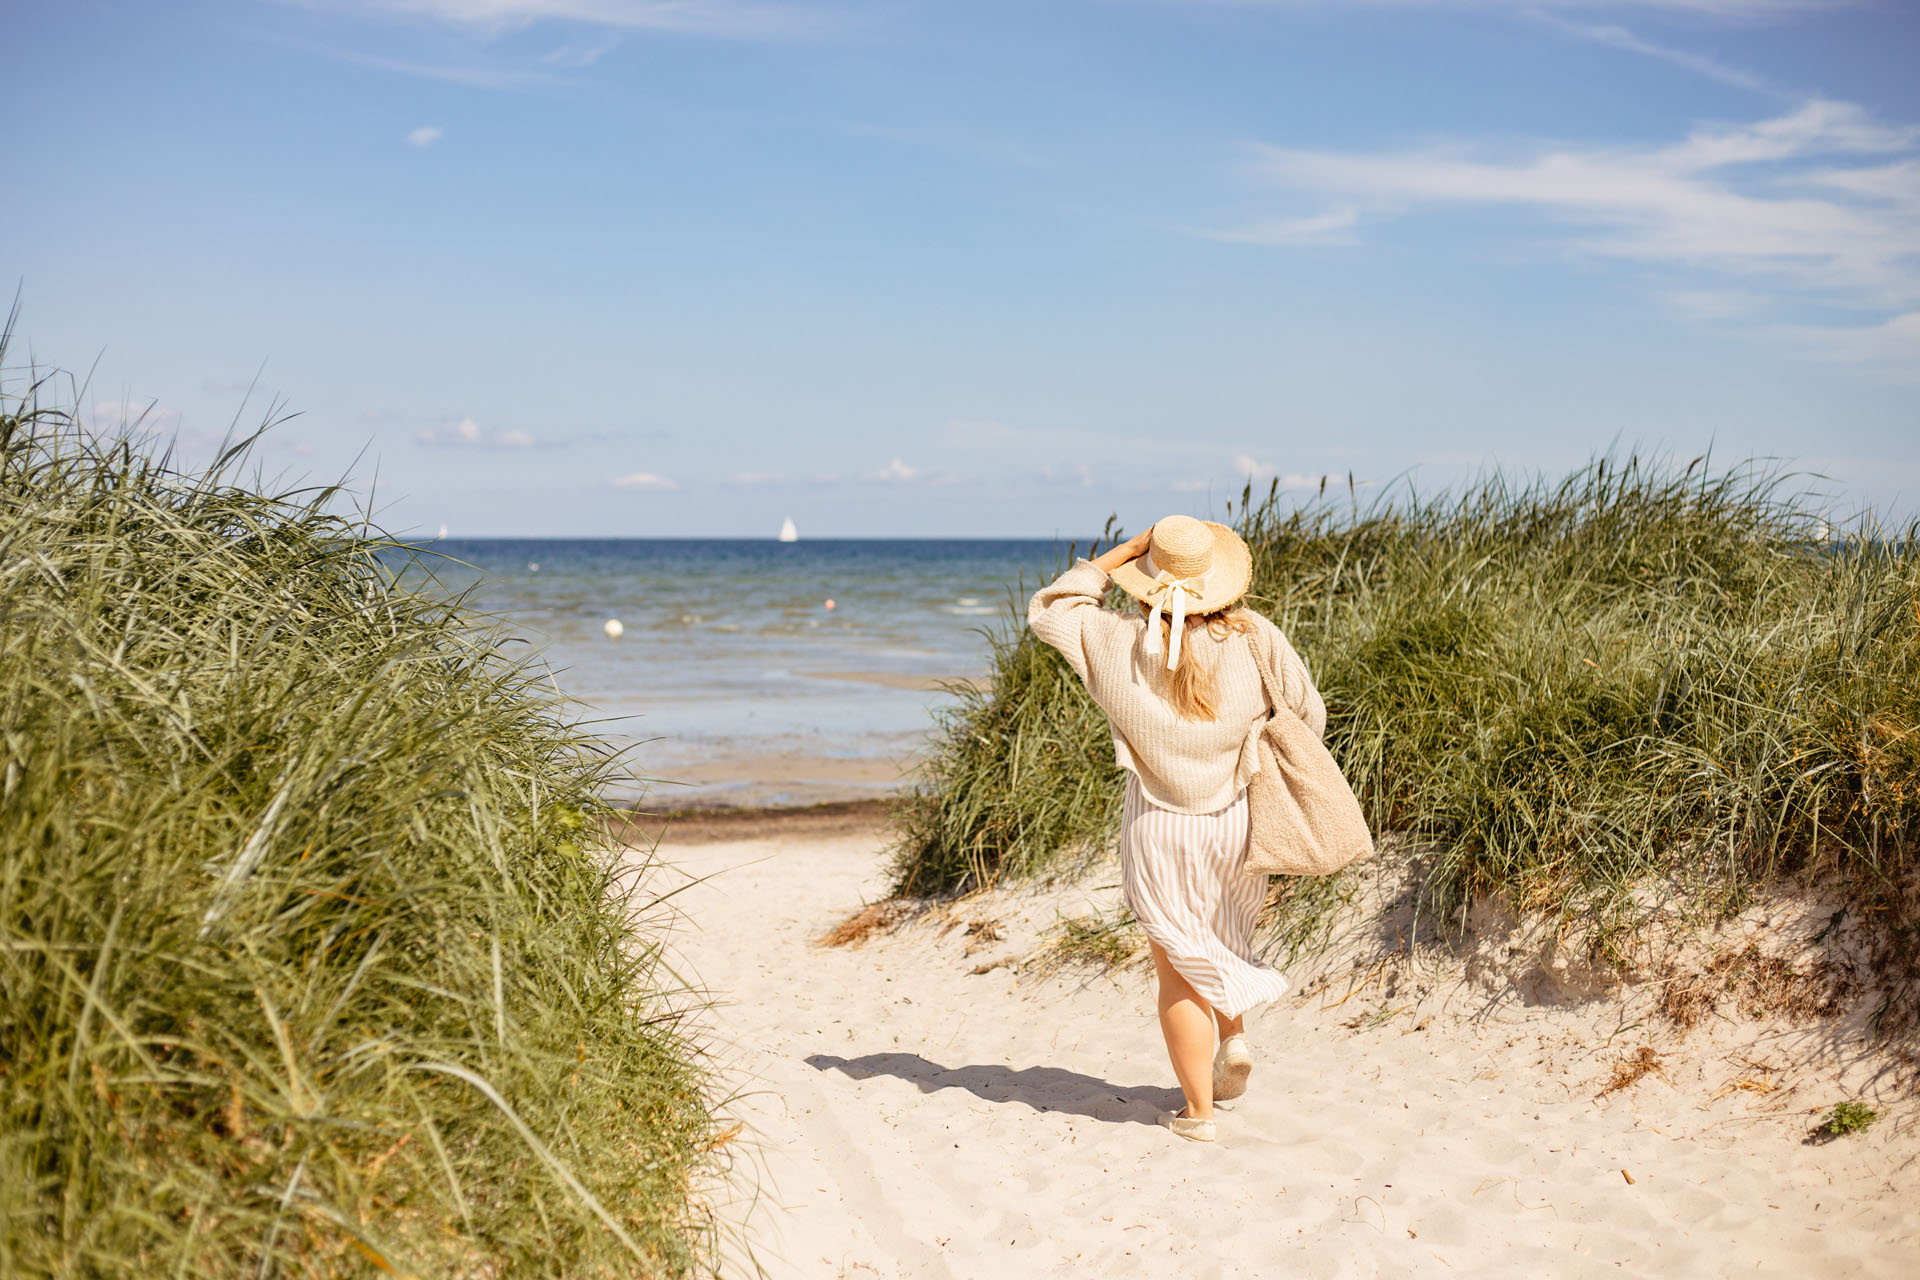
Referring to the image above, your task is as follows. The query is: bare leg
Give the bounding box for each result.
[1215,1010,1244,1041]
[1150,941,1216,1121]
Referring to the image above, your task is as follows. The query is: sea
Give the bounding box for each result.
[408,538,1082,806]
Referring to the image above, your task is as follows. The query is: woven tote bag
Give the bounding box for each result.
[1241,628,1374,877]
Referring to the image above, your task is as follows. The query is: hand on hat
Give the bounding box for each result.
[1092,525,1154,574]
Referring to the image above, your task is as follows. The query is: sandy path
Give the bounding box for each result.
[651,831,1920,1279]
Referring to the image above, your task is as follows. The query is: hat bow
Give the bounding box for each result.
[1140,560,1212,671]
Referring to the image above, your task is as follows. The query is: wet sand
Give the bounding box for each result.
[801,670,991,693]
[628,746,927,812]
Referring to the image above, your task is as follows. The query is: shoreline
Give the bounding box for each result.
[617,797,896,846]
[616,743,929,813]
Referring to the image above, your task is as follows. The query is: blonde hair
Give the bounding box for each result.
[1145,606,1259,721]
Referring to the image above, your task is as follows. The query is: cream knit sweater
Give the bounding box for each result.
[1028,559,1327,815]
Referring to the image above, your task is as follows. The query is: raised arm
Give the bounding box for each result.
[1027,528,1153,682]
[1087,527,1155,577]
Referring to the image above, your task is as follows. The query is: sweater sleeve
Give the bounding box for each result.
[1256,615,1327,741]
[1027,559,1118,683]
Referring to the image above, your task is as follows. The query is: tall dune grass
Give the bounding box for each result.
[893,460,1920,1019]
[0,357,717,1274]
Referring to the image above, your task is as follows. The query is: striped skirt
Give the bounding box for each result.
[1119,773,1290,1019]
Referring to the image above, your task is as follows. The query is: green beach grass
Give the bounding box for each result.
[1,354,718,1274]
[893,460,1920,1030]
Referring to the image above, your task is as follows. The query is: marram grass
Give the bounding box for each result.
[0,362,718,1275]
[893,460,1920,1023]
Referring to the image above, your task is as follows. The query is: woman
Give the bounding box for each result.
[1029,515,1325,1143]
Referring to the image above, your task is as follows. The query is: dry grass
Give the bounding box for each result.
[1658,943,1844,1034]
[1026,909,1148,975]
[816,900,923,948]
[962,918,1006,956]
[1600,1046,1667,1096]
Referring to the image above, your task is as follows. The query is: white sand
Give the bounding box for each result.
[651,830,1920,1278]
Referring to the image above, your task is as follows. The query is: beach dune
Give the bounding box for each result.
[653,824,1917,1279]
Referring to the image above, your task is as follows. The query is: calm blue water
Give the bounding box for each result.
[406,538,1079,799]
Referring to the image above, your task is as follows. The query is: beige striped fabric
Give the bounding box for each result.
[1119,773,1290,1019]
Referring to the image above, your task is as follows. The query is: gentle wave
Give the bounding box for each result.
[399,537,1080,792]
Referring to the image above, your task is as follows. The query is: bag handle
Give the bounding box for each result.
[1244,623,1287,724]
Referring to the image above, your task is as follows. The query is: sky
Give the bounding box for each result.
[4,0,1917,537]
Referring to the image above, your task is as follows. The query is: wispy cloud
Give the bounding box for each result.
[1661,289,1769,321]
[91,399,182,433]
[862,457,964,485]
[876,457,921,482]
[273,0,811,91]
[85,400,246,455]
[297,44,555,88]
[1533,14,1777,95]
[1235,97,1920,375]
[936,420,1363,495]
[612,470,678,490]
[1228,455,1365,491]
[1186,1,1845,15]
[1037,463,1094,486]
[407,125,444,147]
[1198,208,1358,247]
[1280,471,1346,491]
[864,457,923,483]
[1775,312,1920,381]
[543,32,623,65]
[416,416,535,447]
[201,376,263,394]
[725,470,788,486]
[283,0,824,39]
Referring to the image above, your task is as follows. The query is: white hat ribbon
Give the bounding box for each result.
[1140,562,1210,671]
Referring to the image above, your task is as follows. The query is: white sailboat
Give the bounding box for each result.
[778,516,798,543]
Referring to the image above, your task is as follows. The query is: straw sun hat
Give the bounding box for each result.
[1109,515,1253,670]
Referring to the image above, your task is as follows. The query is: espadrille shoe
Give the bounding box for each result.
[1162,1109,1216,1143]
[1212,1035,1253,1102]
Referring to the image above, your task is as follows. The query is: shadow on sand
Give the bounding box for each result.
[805,1052,1179,1127]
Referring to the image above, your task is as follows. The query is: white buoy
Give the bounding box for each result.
[604,619,624,638]
[778,516,798,542]
[528,561,539,572]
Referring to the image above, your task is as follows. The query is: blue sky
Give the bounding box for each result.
[5,0,1917,537]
